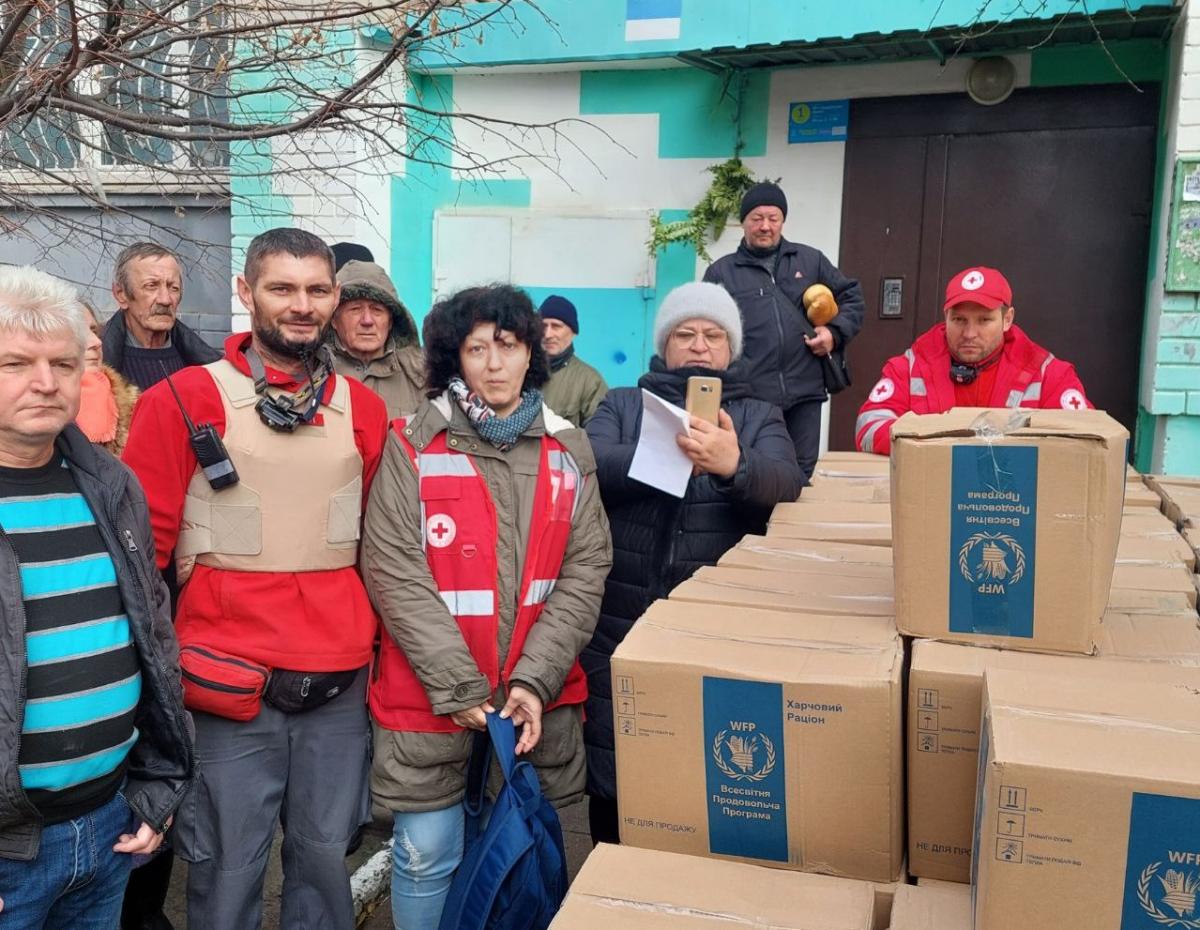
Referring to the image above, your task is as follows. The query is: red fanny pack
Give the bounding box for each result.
[179,645,269,722]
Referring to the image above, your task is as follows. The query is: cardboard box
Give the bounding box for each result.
[726,535,894,567]
[1096,611,1200,659]
[907,628,1200,883]
[812,451,892,469]
[1123,481,1164,509]
[551,844,877,930]
[1121,508,1182,538]
[1111,563,1199,607]
[891,408,1128,654]
[613,601,904,883]
[718,544,894,581]
[669,566,895,617]
[974,668,1200,930]
[768,501,892,547]
[869,862,909,930]
[1117,533,1197,572]
[1107,586,1197,614]
[888,883,971,930]
[799,482,890,503]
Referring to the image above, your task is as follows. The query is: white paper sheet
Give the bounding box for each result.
[628,389,693,498]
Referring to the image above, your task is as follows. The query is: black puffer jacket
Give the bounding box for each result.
[582,359,803,800]
[703,237,864,409]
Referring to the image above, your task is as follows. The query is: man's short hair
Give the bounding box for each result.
[0,266,88,352]
[113,242,181,295]
[244,228,335,285]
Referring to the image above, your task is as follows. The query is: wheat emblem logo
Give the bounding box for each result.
[1138,863,1200,927]
[712,729,777,782]
[958,532,1027,586]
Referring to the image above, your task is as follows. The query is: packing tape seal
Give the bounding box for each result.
[735,543,891,566]
[578,892,854,928]
[640,621,895,656]
[692,577,893,603]
[970,408,1032,441]
[994,701,1200,737]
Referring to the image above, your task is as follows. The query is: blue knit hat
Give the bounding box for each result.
[539,295,579,334]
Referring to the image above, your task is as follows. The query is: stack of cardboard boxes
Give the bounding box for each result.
[552,408,1200,930]
[895,408,1200,929]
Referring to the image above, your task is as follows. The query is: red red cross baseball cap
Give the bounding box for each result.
[944,266,1012,311]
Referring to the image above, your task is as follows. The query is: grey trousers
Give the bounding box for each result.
[176,668,370,930]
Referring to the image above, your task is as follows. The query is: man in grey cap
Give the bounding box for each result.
[703,181,864,481]
[329,260,425,418]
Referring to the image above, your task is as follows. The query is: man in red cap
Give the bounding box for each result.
[854,266,1091,455]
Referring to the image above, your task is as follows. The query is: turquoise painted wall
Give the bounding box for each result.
[412,0,1167,70]
[391,69,738,388]
[227,30,358,275]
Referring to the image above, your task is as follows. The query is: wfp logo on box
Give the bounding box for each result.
[711,722,777,783]
[948,446,1038,638]
[1121,793,1200,929]
[1136,863,1200,927]
[702,677,789,863]
[957,532,1027,595]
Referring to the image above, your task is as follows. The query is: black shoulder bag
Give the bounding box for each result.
[775,252,852,395]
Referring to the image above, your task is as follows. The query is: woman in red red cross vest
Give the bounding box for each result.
[361,284,612,929]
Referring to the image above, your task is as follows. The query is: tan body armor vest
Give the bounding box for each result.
[176,359,363,577]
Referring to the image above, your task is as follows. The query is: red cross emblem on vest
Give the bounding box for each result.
[1060,388,1085,411]
[427,513,457,548]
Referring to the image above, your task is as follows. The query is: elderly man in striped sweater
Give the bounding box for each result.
[0,266,193,929]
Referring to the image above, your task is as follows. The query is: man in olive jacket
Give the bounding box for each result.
[539,295,608,427]
[329,260,425,418]
[0,266,192,925]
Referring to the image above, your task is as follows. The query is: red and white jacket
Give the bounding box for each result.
[368,423,589,733]
[855,324,1091,456]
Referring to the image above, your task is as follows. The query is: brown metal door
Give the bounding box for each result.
[831,85,1158,450]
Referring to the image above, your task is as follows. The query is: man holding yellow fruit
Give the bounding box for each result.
[703,181,864,482]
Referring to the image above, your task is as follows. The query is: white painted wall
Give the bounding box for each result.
[441,54,1034,449]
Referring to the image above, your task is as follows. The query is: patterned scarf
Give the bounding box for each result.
[448,377,543,452]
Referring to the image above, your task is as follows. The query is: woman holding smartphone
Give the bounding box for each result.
[581,281,803,846]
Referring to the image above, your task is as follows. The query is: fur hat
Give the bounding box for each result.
[653,282,743,360]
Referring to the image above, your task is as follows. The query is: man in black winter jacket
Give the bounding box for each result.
[703,182,864,481]
[583,281,803,846]
[0,266,193,927]
[103,242,221,392]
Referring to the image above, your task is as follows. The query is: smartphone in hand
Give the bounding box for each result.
[685,376,722,426]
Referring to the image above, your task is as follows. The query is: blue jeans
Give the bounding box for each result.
[0,791,135,929]
[391,805,467,930]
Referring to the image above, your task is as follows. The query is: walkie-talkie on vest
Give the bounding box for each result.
[161,365,239,490]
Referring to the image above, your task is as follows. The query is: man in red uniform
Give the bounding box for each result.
[122,228,388,930]
[855,266,1091,455]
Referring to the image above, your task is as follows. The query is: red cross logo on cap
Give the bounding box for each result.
[962,270,985,290]
[427,514,457,549]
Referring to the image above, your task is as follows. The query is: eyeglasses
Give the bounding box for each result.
[670,327,728,348]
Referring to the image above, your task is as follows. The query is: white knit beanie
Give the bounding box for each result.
[653,281,743,359]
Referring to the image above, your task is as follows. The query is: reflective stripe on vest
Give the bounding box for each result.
[369,419,590,733]
[1006,354,1054,408]
[440,590,496,616]
[523,579,557,606]
[856,408,898,454]
[904,349,927,397]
